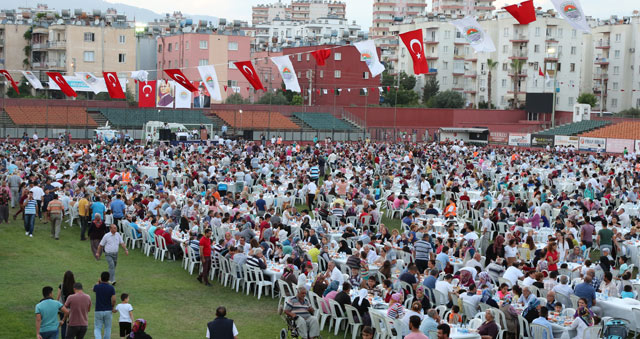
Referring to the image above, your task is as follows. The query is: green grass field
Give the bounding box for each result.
[0,209,401,339]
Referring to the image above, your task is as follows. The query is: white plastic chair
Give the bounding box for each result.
[344,304,362,339]
[251,268,273,300]
[186,245,200,275]
[530,323,550,339]
[154,235,169,261]
[328,299,348,335]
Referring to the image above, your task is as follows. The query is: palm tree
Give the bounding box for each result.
[486,59,498,109]
[510,59,525,109]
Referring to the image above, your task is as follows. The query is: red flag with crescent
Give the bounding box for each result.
[0,70,19,94]
[234,61,265,91]
[399,29,429,75]
[102,72,125,99]
[311,49,332,66]
[138,80,156,108]
[164,69,198,92]
[46,72,77,97]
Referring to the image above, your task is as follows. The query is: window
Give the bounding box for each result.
[501,79,507,88]
[119,35,126,44]
[611,98,618,107]
[568,97,574,105]
[570,63,575,72]
[535,27,541,37]
[637,98,640,108]
[228,42,238,50]
[334,70,341,78]
[227,80,237,87]
[363,72,369,79]
[199,40,208,49]
[168,61,171,68]
[334,52,341,60]
[502,63,508,71]
[571,46,576,55]
[319,70,324,78]
[557,63,561,72]
[297,53,302,62]
[84,32,95,42]
[614,50,621,58]
[442,76,448,85]
[558,28,563,38]
[502,45,508,53]
[615,33,621,42]
[185,41,189,50]
[184,60,188,68]
[503,28,509,37]
[306,70,312,78]
[228,61,237,69]
[359,89,368,96]
[613,82,619,90]
[444,30,450,39]
[534,45,540,53]
[306,54,310,61]
[158,44,163,52]
[572,29,577,38]
[443,46,449,53]
[613,66,620,74]
[175,42,179,50]
[167,43,172,52]
[118,53,126,63]
[83,51,95,62]
[443,62,448,70]
[199,59,207,66]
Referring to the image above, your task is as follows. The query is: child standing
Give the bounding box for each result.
[114,293,133,338]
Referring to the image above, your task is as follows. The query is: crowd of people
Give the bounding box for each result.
[10,133,640,339]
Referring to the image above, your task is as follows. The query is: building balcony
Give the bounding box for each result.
[426,56,438,60]
[452,87,464,91]
[475,5,496,11]
[510,35,529,43]
[464,71,477,78]
[593,87,603,93]
[32,42,48,50]
[454,38,468,45]
[425,39,438,44]
[47,40,66,49]
[593,72,608,80]
[544,55,559,62]
[427,68,438,75]
[594,58,609,65]
[453,54,465,60]
[47,61,66,70]
[465,57,477,62]
[545,37,558,43]
[0,38,4,46]
[464,89,477,94]
[509,51,528,60]
[508,70,528,77]
[453,70,465,76]
[33,27,48,35]
[595,39,610,49]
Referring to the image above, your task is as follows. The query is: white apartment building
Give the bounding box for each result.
[252,0,346,25]
[392,11,587,112]
[582,16,640,112]
[371,0,428,62]
[253,17,363,51]
[431,0,495,18]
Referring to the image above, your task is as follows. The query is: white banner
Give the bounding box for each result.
[197,65,222,101]
[551,0,591,33]
[271,55,301,92]
[605,138,634,153]
[635,140,640,153]
[353,40,385,77]
[451,16,496,53]
[554,135,579,149]
[578,137,606,152]
[75,72,103,94]
[508,133,531,147]
[49,75,126,93]
[21,71,43,89]
[130,70,149,82]
[174,81,191,109]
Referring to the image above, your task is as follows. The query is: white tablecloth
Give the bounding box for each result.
[138,165,159,178]
[597,294,640,331]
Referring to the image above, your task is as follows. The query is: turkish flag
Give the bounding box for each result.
[224,85,228,92]
[539,68,544,76]
[46,72,77,97]
[0,70,19,94]
[399,29,429,75]
[164,69,198,92]
[311,49,332,66]
[103,72,126,99]
[504,0,536,25]
[138,80,156,107]
[234,61,265,91]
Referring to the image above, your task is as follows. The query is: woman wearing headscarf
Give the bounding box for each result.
[479,288,500,308]
[477,271,493,290]
[128,319,152,339]
[459,270,474,288]
[522,298,540,323]
[499,295,520,338]
[387,292,405,319]
[88,213,107,260]
[525,207,541,229]
[321,280,340,313]
[569,306,593,339]
[484,235,505,267]
[414,286,431,313]
[351,288,372,327]
[281,264,298,293]
[337,239,352,255]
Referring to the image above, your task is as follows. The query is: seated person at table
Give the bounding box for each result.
[569,306,594,339]
[566,246,583,263]
[283,288,320,339]
[402,301,425,329]
[503,261,525,286]
[619,271,633,295]
[497,283,510,300]
[574,275,602,316]
[459,283,483,310]
[400,263,420,292]
[405,315,428,339]
[423,269,438,290]
[382,279,394,303]
[478,309,499,339]
[621,285,635,299]
[485,257,506,283]
[281,264,298,293]
[552,275,573,296]
[387,292,405,319]
[531,307,553,339]
[334,282,352,312]
[352,289,372,327]
[599,247,614,272]
[424,204,439,216]
[618,256,630,277]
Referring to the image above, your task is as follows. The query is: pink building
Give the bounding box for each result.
[250,50,284,101]
[156,33,252,103]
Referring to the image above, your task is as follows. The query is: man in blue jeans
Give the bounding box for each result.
[93,272,116,339]
[36,286,69,339]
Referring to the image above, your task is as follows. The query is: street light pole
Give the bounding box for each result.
[547,46,558,128]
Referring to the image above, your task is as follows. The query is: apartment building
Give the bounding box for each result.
[0,24,30,72]
[371,0,428,62]
[253,17,363,52]
[156,33,252,102]
[252,0,346,25]
[392,11,586,112]
[583,16,640,112]
[431,0,495,18]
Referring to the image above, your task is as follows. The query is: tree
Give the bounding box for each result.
[6,78,32,98]
[486,59,498,109]
[256,91,289,105]
[422,76,440,105]
[577,93,598,107]
[617,108,640,117]
[478,101,495,109]
[510,59,525,109]
[427,90,465,109]
[380,71,420,106]
[225,93,248,104]
[290,94,303,106]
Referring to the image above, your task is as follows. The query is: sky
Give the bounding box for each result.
[105,0,640,30]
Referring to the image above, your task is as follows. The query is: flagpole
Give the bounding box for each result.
[393,36,400,142]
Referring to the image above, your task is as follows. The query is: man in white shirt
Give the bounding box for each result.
[30,183,45,219]
[465,252,483,270]
[325,261,344,286]
[459,284,483,310]
[95,224,128,284]
[552,275,573,296]
[147,196,160,216]
[503,262,525,286]
[435,274,455,305]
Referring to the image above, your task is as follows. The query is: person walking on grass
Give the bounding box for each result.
[24,191,37,237]
[0,181,11,224]
[95,224,128,285]
[36,286,69,339]
[115,293,134,338]
[47,193,64,240]
[64,283,91,339]
[94,272,116,339]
